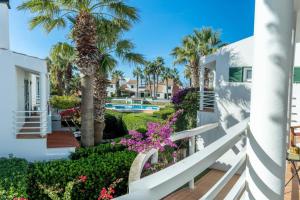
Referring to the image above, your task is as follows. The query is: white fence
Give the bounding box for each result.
[116,118,249,200]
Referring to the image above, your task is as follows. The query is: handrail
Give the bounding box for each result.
[13,110,48,136]
[128,122,219,184]
[117,118,249,200]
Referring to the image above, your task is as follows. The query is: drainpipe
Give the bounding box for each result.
[247,0,294,199]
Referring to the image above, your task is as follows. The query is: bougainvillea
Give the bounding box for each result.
[119,109,184,153]
[171,87,199,105]
[98,178,123,200]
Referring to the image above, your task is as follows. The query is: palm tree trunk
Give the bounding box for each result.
[94,73,108,145]
[191,63,200,88]
[153,74,156,98]
[136,76,139,97]
[65,63,73,95]
[81,74,94,146]
[166,80,169,100]
[148,76,152,97]
[73,11,98,147]
[156,74,159,98]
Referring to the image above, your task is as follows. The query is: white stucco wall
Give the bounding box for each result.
[198,37,300,171]
[0,48,54,161]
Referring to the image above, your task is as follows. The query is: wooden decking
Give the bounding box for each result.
[47,131,80,148]
[164,163,300,200]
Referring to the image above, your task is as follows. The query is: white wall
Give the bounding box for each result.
[198,36,300,171]
[0,49,53,161]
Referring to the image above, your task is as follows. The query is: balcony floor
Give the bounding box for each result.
[164,163,300,200]
[47,131,80,148]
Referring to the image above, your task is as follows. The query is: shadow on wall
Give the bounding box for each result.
[245,0,293,199]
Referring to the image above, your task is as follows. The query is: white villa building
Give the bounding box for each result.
[107,78,180,99]
[0,0,78,161]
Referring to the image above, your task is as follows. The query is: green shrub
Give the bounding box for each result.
[153,106,175,120]
[50,95,80,109]
[70,143,126,160]
[0,157,29,199]
[28,151,137,200]
[104,110,128,139]
[123,113,163,132]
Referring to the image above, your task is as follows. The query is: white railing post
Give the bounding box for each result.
[247,0,294,199]
[40,73,47,135]
[188,135,195,189]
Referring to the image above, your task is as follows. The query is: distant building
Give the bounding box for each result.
[107,78,181,99]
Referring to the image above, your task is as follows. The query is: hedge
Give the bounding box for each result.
[0,158,29,199]
[50,95,80,109]
[153,106,175,120]
[122,113,163,133]
[104,110,127,139]
[28,151,136,200]
[69,143,126,160]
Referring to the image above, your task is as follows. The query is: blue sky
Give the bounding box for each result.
[9,0,254,85]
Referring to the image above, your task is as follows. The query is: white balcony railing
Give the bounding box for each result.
[200,91,216,112]
[13,110,48,135]
[116,118,249,200]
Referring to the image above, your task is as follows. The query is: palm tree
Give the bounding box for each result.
[171,27,222,88]
[112,70,124,97]
[154,57,165,97]
[94,39,144,144]
[19,0,138,147]
[133,67,143,98]
[144,63,153,97]
[162,67,173,100]
[48,42,75,95]
[184,66,192,87]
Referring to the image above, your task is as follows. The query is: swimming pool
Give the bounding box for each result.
[105,103,160,112]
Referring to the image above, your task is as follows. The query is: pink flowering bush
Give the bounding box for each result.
[98,178,123,200]
[119,109,184,153]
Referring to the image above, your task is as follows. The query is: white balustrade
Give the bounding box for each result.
[116,118,249,200]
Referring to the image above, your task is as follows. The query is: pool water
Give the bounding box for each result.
[105,103,159,111]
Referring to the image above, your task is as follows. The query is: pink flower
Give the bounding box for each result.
[144,162,151,169]
[13,198,28,200]
[78,175,87,183]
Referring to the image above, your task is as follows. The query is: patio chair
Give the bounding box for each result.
[290,125,300,148]
[285,126,300,186]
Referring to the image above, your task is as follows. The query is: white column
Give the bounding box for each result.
[40,73,47,135]
[188,136,195,189]
[0,2,9,49]
[247,0,294,199]
[199,66,205,111]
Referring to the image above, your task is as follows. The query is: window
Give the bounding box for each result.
[294,67,300,83]
[229,67,243,82]
[243,67,252,82]
[229,66,252,82]
[168,86,171,90]
[157,94,160,97]
[110,85,113,88]
[131,85,134,89]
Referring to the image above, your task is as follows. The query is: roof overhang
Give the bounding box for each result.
[0,0,10,9]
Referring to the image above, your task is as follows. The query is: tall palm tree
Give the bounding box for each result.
[171,27,222,88]
[144,63,153,97]
[19,0,138,147]
[48,42,75,95]
[94,39,144,144]
[154,57,165,97]
[133,67,143,98]
[162,67,173,100]
[184,66,192,87]
[112,70,124,97]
